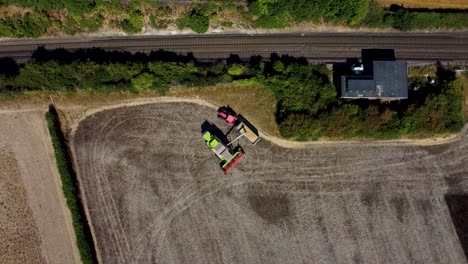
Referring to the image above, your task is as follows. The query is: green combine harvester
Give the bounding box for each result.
[202,130,244,174]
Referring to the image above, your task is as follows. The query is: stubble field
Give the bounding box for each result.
[0,110,80,264]
[72,102,468,264]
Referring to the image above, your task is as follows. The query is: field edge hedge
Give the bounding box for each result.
[45,105,97,264]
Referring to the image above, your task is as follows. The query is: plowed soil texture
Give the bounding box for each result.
[72,102,468,264]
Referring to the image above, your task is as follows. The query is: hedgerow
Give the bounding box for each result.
[362,3,468,30]
[45,106,97,264]
[177,9,210,33]
[0,11,51,38]
[0,1,467,37]
[2,50,463,140]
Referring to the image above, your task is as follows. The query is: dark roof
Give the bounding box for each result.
[341,61,408,99]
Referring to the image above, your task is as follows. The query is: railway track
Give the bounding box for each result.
[0,33,467,63]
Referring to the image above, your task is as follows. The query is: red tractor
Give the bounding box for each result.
[217,106,237,126]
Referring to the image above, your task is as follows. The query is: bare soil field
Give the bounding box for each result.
[0,110,80,264]
[73,102,468,264]
[377,0,468,9]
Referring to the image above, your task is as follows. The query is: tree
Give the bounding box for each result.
[131,73,154,92]
[228,64,249,76]
[256,0,280,15]
[177,10,209,33]
[284,0,326,22]
[187,12,209,33]
[121,10,144,34]
[263,64,337,117]
[0,12,51,38]
[102,63,144,82]
[391,8,414,31]
[248,1,262,16]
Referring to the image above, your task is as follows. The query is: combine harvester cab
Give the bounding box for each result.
[202,130,244,174]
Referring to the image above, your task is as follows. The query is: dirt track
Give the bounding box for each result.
[73,102,468,264]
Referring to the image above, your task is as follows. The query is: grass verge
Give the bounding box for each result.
[45,105,97,264]
[170,84,279,136]
[462,72,468,123]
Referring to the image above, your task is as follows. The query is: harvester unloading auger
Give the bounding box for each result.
[201,106,260,174]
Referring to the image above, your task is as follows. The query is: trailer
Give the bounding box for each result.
[235,114,260,145]
[216,106,260,145]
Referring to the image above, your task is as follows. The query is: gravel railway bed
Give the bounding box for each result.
[1,33,468,63]
[72,102,468,264]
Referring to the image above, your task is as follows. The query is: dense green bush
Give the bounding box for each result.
[0,0,103,15]
[0,12,51,37]
[177,9,209,33]
[150,14,169,29]
[248,0,369,28]
[189,12,209,33]
[262,64,336,116]
[411,12,468,29]
[361,1,392,28]
[1,0,467,37]
[248,1,262,17]
[275,66,464,139]
[45,107,96,264]
[79,14,105,32]
[131,72,154,92]
[2,52,463,139]
[254,15,286,28]
[362,5,468,30]
[0,55,209,93]
[391,9,415,31]
[227,64,250,76]
[121,9,144,34]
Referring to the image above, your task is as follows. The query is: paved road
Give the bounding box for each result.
[1,33,468,63]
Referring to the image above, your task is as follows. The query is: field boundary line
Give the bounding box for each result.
[67,97,468,149]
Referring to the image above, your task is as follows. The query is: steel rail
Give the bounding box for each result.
[0,33,467,63]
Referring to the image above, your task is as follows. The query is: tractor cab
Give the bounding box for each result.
[217,106,237,126]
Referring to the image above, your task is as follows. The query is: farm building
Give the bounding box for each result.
[340,60,408,100]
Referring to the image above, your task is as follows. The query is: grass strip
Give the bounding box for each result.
[45,105,97,264]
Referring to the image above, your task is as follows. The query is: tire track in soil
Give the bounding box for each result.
[90,116,134,264]
[73,102,468,264]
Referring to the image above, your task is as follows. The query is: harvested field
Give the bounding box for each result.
[72,102,468,264]
[0,110,80,264]
[0,148,44,264]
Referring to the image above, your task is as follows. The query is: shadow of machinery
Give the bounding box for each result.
[201,120,230,145]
